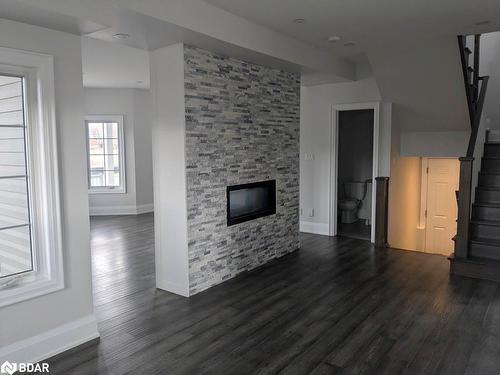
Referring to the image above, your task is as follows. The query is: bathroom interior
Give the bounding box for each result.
[337,109,374,240]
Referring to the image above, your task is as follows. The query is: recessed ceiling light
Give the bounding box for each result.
[113,33,131,40]
[344,42,356,47]
[136,80,143,84]
[474,20,490,26]
[292,18,305,24]
[327,36,341,43]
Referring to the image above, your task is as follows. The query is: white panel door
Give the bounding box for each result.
[425,158,460,256]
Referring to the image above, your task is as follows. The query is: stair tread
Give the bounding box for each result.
[465,256,500,265]
[477,186,500,191]
[478,186,500,191]
[450,254,500,265]
[473,202,500,208]
[482,157,500,160]
[471,237,500,246]
[471,219,500,226]
[479,172,500,176]
[485,142,500,145]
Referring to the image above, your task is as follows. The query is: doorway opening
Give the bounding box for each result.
[337,109,374,240]
[332,106,377,241]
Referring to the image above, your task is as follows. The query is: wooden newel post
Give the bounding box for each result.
[454,157,474,259]
[375,177,390,248]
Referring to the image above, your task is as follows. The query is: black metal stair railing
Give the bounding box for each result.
[457,35,490,157]
[454,34,489,260]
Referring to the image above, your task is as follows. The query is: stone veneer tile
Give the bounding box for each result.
[184,45,300,295]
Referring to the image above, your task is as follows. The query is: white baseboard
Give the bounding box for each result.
[136,203,154,215]
[300,221,330,236]
[156,279,190,298]
[0,314,99,364]
[89,203,154,216]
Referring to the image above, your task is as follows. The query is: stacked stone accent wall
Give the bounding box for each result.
[184,45,300,294]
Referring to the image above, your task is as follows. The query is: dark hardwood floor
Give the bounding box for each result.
[46,213,500,374]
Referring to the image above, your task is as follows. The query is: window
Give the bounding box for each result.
[86,115,125,193]
[0,75,33,280]
[0,48,63,307]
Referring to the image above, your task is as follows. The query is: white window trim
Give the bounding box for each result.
[0,47,64,307]
[85,115,126,194]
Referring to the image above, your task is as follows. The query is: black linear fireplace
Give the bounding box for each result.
[227,180,276,226]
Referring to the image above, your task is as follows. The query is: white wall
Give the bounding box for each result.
[150,43,190,297]
[0,19,97,362]
[84,88,154,215]
[369,37,469,132]
[480,32,500,130]
[300,78,391,234]
[133,89,154,207]
[400,131,469,157]
[82,37,150,89]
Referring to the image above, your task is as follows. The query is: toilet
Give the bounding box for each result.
[358,180,372,225]
[338,181,370,224]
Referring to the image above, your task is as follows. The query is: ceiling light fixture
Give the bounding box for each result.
[113,33,131,40]
[474,20,490,26]
[327,36,341,43]
[292,18,305,24]
[344,42,356,47]
[136,80,144,84]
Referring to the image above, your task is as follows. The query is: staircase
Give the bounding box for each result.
[449,34,500,281]
[471,140,500,258]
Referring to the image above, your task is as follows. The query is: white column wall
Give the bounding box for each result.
[150,43,190,296]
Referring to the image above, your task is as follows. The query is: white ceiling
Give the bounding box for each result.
[0,0,104,35]
[2,0,354,87]
[10,0,355,83]
[205,0,500,60]
[4,0,499,132]
[84,7,305,76]
[0,0,151,89]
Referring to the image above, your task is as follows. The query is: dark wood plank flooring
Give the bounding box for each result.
[46,214,500,374]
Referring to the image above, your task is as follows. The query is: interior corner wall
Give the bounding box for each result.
[299,78,386,235]
[388,156,422,251]
[388,110,422,251]
[0,19,97,362]
[150,43,190,297]
[184,45,300,295]
[84,88,154,215]
[133,89,154,209]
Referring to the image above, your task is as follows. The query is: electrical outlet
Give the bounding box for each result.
[308,208,314,217]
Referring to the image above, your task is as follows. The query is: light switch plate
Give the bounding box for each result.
[304,153,315,161]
